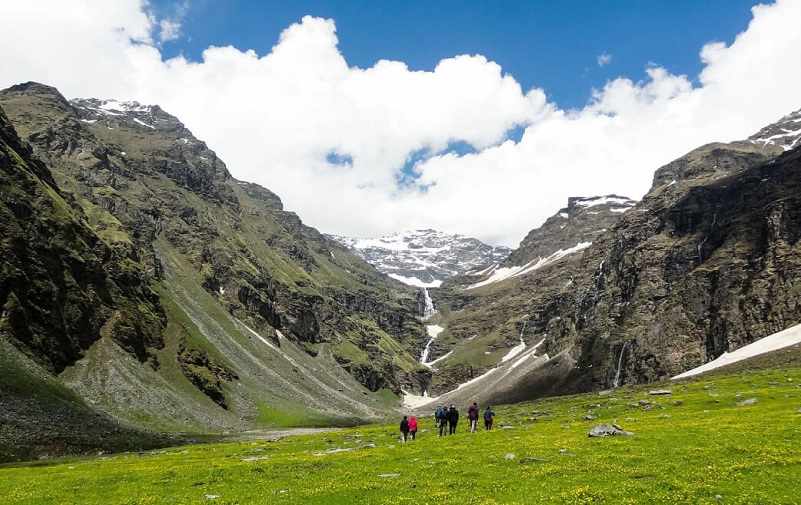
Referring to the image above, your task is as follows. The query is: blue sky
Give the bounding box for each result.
[150,0,756,109]
[1,1,800,246]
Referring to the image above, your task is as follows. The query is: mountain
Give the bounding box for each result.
[4,79,801,460]
[327,229,511,287]
[408,108,801,410]
[0,82,431,460]
[416,194,635,397]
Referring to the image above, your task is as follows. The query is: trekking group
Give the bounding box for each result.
[400,402,495,441]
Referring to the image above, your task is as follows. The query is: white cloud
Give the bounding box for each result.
[597,52,613,67]
[158,19,181,43]
[0,1,800,247]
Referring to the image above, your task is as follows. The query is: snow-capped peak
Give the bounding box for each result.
[748,108,801,152]
[328,229,510,287]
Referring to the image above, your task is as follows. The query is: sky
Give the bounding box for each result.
[1,1,801,247]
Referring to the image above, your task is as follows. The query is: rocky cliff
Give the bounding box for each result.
[420,108,801,407]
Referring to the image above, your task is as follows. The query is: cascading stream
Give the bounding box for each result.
[613,341,629,388]
[419,288,441,365]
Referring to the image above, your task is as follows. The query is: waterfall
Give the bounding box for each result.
[519,320,528,345]
[420,324,444,365]
[697,211,718,265]
[613,341,629,388]
[420,338,433,364]
[421,288,436,320]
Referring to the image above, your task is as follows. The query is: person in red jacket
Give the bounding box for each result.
[408,416,418,441]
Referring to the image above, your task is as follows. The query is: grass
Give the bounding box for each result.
[1,362,799,504]
[255,404,348,428]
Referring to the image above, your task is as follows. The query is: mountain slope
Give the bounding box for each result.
[0,105,174,461]
[0,82,430,459]
[412,108,801,408]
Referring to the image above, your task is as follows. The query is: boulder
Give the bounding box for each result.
[588,423,634,437]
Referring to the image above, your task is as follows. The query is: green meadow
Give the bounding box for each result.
[2,358,800,504]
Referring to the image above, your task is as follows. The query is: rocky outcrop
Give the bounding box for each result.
[548,140,801,390]
[0,103,164,373]
[504,195,636,267]
[177,338,238,409]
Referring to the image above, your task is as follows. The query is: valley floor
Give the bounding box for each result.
[2,345,800,504]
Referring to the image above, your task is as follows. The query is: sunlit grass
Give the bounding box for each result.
[2,366,800,504]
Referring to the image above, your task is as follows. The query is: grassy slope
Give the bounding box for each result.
[2,347,799,504]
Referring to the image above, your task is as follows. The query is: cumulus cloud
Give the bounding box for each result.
[0,1,800,246]
[597,52,613,67]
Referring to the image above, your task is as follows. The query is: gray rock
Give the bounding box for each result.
[505,453,515,460]
[588,423,634,437]
[649,390,672,395]
[241,456,269,462]
[378,473,401,478]
[736,398,758,407]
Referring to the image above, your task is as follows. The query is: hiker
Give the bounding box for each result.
[447,404,459,435]
[434,405,444,428]
[400,415,410,442]
[467,402,479,433]
[409,416,418,441]
[437,406,448,436]
[484,405,495,430]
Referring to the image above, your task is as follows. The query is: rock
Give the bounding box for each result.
[501,425,515,430]
[313,447,355,456]
[505,453,515,460]
[241,456,269,462]
[648,390,672,395]
[736,398,758,407]
[378,474,401,478]
[585,415,596,420]
[588,423,634,437]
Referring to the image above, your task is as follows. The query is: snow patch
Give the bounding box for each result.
[467,242,591,289]
[387,273,442,288]
[575,196,635,208]
[672,322,801,379]
[133,117,155,129]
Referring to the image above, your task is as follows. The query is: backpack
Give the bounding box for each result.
[435,407,444,419]
[484,409,493,421]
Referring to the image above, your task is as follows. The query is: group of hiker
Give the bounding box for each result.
[400,402,495,441]
[398,414,418,442]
